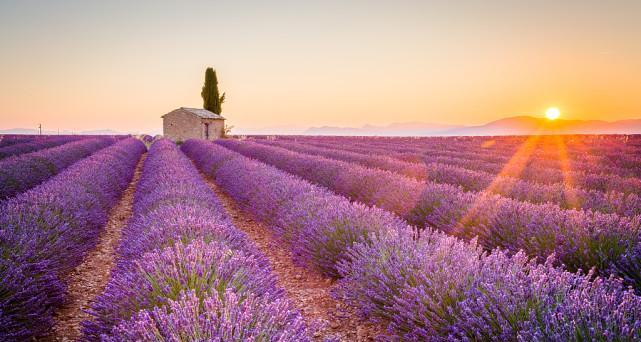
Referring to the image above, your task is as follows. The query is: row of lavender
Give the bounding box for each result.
[0,135,36,148]
[276,135,641,176]
[280,134,641,157]
[429,135,641,171]
[217,140,641,291]
[83,139,308,340]
[295,138,641,195]
[417,143,641,191]
[255,139,641,217]
[351,140,639,181]
[330,136,641,175]
[0,137,119,200]
[348,137,641,181]
[0,138,145,340]
[0,135,87,159]
[184,139,641,340]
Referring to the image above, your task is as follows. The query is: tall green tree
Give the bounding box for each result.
[201,67,225,114]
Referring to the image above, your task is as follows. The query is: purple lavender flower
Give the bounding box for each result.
[88,239,283,335]
[184,140,407,278]
[84,139,309,340]
[0,137,118,200]
[0,137,145,339]
[184,138,641,340]
[0,135,85,159]
[213,139,641,291]
[106,290,309,341]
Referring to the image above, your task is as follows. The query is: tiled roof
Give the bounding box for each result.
[179,107,225,119]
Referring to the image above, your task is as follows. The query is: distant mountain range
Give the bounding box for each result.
[305,116,641,136]
[305,122,461,136]
[4,116,641,137]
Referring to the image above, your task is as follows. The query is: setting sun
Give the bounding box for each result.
[545,107,561,120]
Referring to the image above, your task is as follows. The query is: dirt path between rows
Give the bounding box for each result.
[50,154,146,341]
[203,176,387,341]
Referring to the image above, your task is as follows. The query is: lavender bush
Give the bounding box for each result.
[216,139,641,290]
[0,137,145,340]
[216,139,423,217]
[184,139,641,340]
[281,135,641,178]
[84,139,309,341]
[183,139,407,278]
[256,139,641,217]
[107,290,308,341]
[292,136,641,196]
[90,239,282,333]
[0,135,34,148]
[0,137,117,200]
[341,227,641,341]
[0,135,83,159]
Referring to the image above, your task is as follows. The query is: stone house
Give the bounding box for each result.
[162,107,226,142]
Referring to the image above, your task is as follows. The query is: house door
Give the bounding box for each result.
[204,123,210,140]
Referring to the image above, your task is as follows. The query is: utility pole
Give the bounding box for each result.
[38,124,42,136]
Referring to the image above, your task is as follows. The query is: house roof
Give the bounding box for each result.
[180,107,226,119]
[163,107,225,120]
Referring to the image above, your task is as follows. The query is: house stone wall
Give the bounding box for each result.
[163,110,202,142]
[163,109,225,141]
[202,118,225,140]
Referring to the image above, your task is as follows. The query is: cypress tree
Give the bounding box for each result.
[201,67,225,114]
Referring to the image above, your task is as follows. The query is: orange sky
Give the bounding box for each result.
[1,1,640,134]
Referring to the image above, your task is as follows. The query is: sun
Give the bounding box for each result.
[545,107,561,120]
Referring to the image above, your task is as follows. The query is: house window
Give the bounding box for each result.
[204,122,210,139]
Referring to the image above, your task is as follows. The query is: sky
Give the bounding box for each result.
[1,0,640,134]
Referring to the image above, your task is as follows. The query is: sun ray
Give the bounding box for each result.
[553,135,579,209]
[454,134,542,240]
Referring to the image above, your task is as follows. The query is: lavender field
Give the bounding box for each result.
[1,134,641,341]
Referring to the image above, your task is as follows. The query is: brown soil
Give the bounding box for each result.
[203,177,388,341]
[50,154,146,341]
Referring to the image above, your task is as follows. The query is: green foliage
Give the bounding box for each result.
[201,67,225,114]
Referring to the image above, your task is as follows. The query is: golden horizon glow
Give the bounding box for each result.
[1,2,641,134]
[546,108,561,120]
